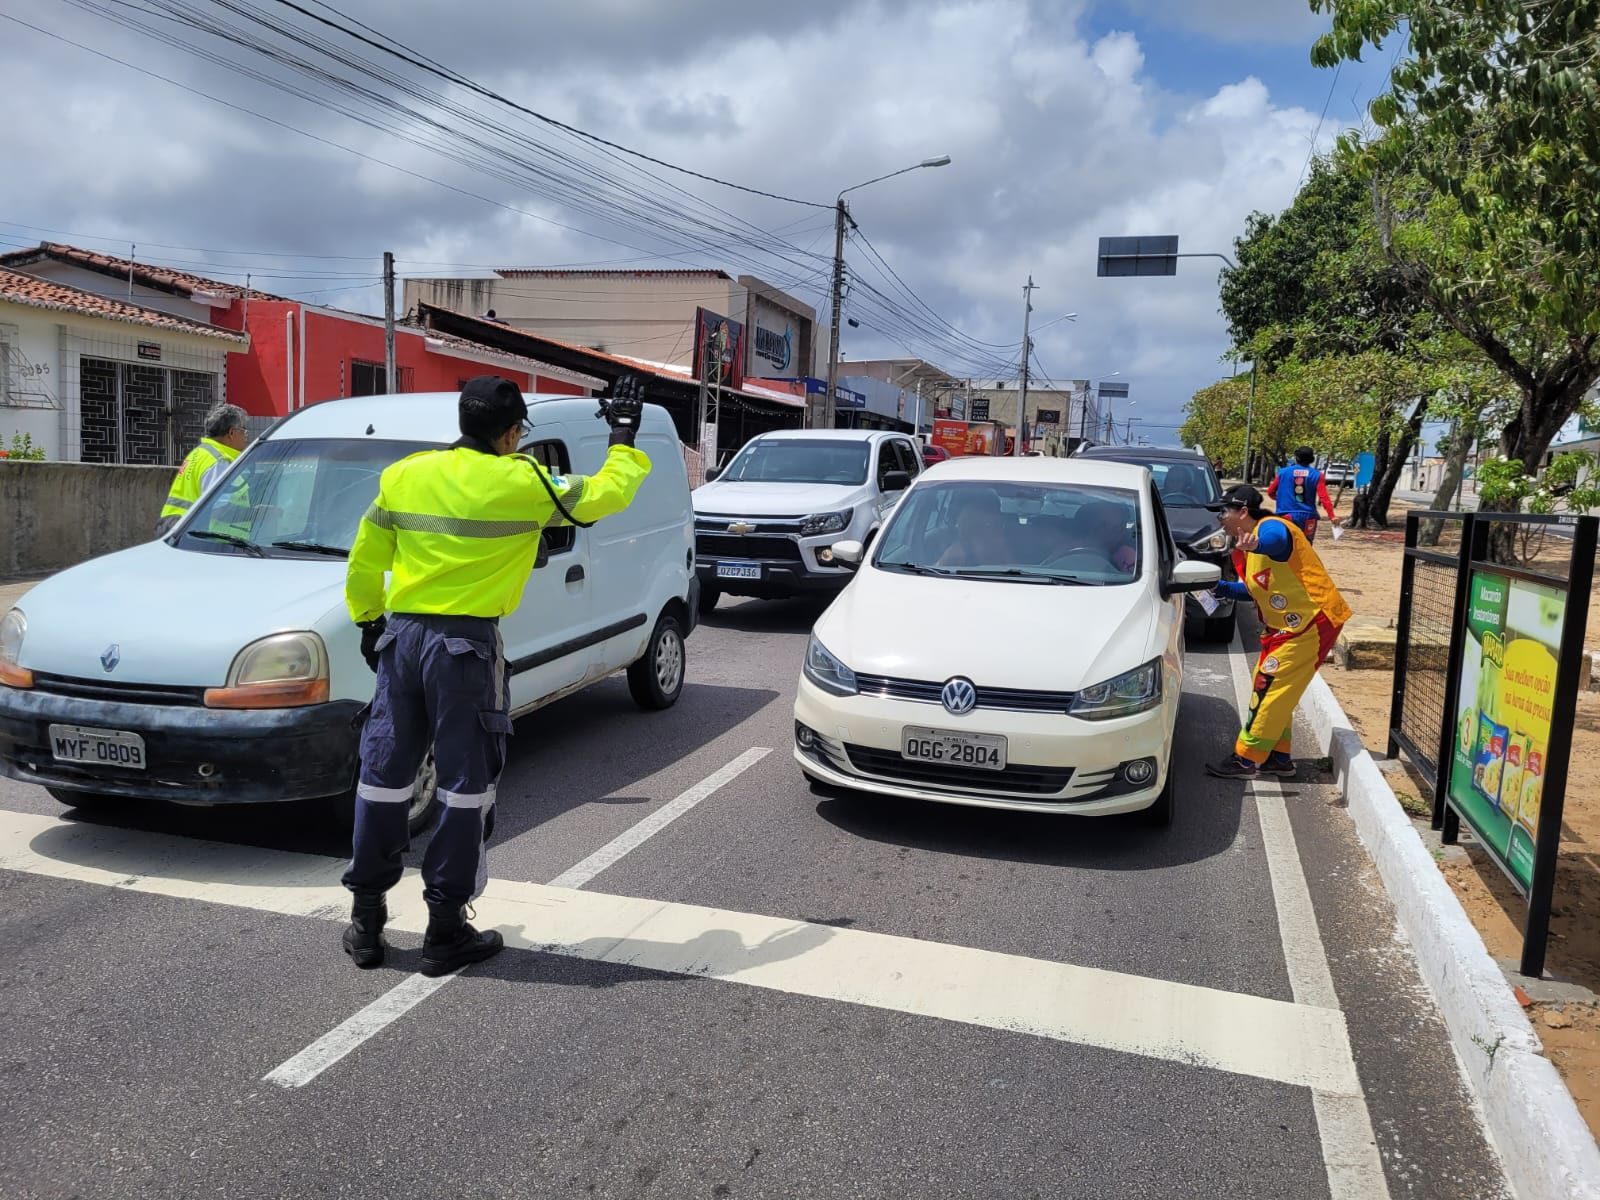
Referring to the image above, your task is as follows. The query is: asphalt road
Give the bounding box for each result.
[0,597,1512,1200]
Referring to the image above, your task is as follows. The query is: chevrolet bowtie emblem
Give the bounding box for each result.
[727,522,756,535]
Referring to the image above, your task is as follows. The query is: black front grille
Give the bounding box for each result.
[31,673,207,707]
[696,534,803,562]
[844,744,1073,795]
[854,674,1075,714]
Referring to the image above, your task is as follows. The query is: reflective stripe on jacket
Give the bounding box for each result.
[344,443,652,623]
[160,438,240,520]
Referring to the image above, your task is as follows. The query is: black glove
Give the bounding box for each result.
[359,617,387,673]
[603,373,645,447]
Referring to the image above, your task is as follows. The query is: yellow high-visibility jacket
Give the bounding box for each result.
[345,444,651,623]
[160,438,240,522]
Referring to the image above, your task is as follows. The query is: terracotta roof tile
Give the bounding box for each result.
[0,242,287,301]
[0,267,249,345]
[492,268,732,280]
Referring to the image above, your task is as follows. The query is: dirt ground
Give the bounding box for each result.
[1311,510,1600,1139]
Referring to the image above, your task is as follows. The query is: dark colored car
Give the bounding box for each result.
[1074,445,1236,642]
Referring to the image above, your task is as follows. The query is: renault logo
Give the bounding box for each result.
[100,644,121,673]
[941,677,977,715]
[727,521,756,535]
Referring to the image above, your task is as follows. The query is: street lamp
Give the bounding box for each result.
[823,155,952,428]
[1096,371,1124,440]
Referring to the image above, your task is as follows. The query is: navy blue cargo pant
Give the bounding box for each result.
[342,614,512,910]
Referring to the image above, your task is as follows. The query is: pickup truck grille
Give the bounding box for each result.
[696,533,803,562]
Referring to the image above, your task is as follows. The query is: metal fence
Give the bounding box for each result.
[1387,512,1472,787]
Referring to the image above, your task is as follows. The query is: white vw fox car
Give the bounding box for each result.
[792,456,1219,825]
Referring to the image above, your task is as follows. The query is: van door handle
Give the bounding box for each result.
[565,565,585,584]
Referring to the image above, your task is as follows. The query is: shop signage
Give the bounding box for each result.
[1036,408,1060,424]
[753,322,794,372]
[970,398,990,422]
[694,308,745,391]
[137,342,161,361]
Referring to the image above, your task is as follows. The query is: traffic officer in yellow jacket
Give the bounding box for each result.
[156,403,250,535]
[1206,484,1352,780]
[341,374,652,976]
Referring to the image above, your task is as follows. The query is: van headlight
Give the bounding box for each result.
[1070,659,1162,720]
[1189,529,1232,554]
[205,632,329,709]
[803,634,858,696]
[0,608,31,689]
[800,509,853,537]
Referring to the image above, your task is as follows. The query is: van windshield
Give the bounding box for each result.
[718,439,869,485]
[177,437,436,559]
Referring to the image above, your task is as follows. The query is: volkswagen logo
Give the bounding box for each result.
[100,644,121,673]
[941,677,977,716]
[727,521,756,535]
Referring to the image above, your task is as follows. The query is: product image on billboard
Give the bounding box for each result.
[1446,569,1564,892]
[694,307,746,391]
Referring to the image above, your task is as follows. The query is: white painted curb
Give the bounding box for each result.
[1304,674,1600,1200]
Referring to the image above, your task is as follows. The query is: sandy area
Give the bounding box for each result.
[1311,509,1600,1137]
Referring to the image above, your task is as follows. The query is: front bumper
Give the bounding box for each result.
[0,683,364,804]
[791,675,1171,815]
[694,519,860,599]
[695,561,851,599]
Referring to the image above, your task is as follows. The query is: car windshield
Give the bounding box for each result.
[177,437,436,558]
[718,438,869,485]
[873,480,1142,585]
[1092,455,1221,506]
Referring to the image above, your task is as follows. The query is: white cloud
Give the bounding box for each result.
[0,0,1353,437]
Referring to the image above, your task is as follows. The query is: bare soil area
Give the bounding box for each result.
[1312,509,1600,1138]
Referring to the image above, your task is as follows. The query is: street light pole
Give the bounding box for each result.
[1015,276,1035,456]
[823,155,951,430]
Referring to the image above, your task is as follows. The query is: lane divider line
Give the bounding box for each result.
[1225,631,1391,1200]
[257,745,770,1088]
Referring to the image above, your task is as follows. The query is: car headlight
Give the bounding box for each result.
[800,509,853,537]
[0,608,31,688]
[1070,659,1162,721]
[803,634,858,697]
[1188,529,1232,554]
[205,632,329,709]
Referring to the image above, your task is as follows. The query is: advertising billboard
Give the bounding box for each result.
[1446,569,1563,891]
[932,418,998,457]
[694,307,746,391]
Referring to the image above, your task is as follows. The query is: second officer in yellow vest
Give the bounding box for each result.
[156,403,250,535]
[340,374,651,976]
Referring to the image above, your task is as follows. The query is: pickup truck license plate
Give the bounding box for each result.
[716,563,762,581]
[901,726,1007,770]
[49,724,147,770]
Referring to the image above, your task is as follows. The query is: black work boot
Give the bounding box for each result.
[341,894,387,968]
[420,904,504,977]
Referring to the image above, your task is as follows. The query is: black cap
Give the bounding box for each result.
[458,375,527,441]
[1220,483,1264,512]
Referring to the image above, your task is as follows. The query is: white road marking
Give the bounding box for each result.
[259,746,769,1087]
[1,806,1358,1094]
[548,746,771,889]
[261,972,453,1088]
[1226,633,1392,1199]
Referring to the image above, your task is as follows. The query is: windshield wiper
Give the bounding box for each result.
[186,530,266,557]
[271,540,350,558]
[948,567,1102,585]
[878,561,957,576]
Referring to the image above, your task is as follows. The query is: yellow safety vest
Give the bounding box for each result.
[1242,516,1352,636]
[160,438,240,521]
[345,443,652,623]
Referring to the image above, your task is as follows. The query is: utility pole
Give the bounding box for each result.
[1015,277,1035,456]
[383,251,397,394]
[823,198,849,431]
[1241,361,1258,482]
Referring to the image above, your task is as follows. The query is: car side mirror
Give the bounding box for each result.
[1167,559,1222,594]
[882,470,911,492]
[831,540,865,568]
[704,465,721,482]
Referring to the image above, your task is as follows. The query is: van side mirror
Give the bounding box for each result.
[882,470,911,492]
[704,465,721,483]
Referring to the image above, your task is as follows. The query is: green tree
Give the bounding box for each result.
[1311,1,1600,541]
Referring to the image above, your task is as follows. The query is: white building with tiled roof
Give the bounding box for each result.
[0,266,248,464]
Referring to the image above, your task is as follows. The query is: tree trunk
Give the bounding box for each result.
[1419,418,1476,546]
[1484,377,1593,562]
[1366,402,1428,527]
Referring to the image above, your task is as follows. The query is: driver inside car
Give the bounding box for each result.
[1073,500,1138,574]
[936,491,1017,568]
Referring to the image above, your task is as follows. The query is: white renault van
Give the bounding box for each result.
[0,393,697,834]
